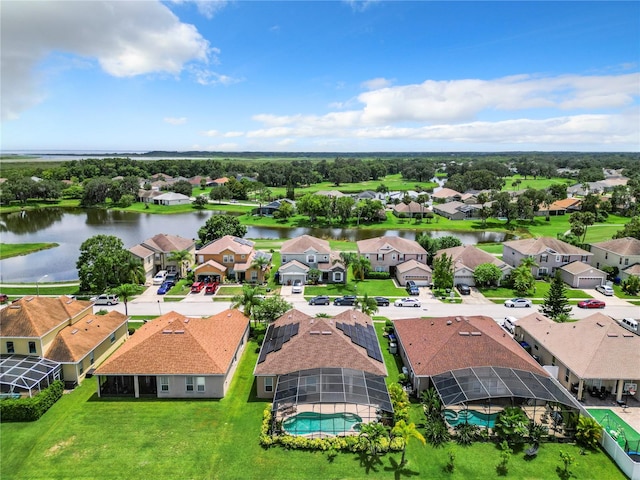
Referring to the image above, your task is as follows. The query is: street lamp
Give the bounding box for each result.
[36,275,48,297]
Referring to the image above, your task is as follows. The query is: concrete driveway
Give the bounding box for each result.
[582,288,635,307]
[461,286,495,305]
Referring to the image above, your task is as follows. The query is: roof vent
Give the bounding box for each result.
[607,333,618,337]
[26,296,34,302]
[184,318,190,323]
[596,322,605,327]
[447,320,452,325]
[321,331,332,335]
[459,331,470,336]
[162,329,172,334]
[471,332,482,336]
[227,313,232,317]
[623,334,634,338]
[310,331,320,335]
[174,330,185,334]
[455,317,462,322]
[9,305,21,309]
[71,329,79,335]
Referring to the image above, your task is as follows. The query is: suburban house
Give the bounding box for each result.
[252,199,295,216]
[211,177,229,187]
[354,190,386,202]
[536,198,582,217]
[515,312,639,404]
[558,261,608,289]
[195,235,272,283]
[434,245,512,286]
[392,201,430,218]
[0,296,128,394]
[95,309,249,399]
[315,190,345,198]
[152,192,191,206]
[392,316,581,420]
[357,236,427,274]
[279,235,346,285]
[395,260,432,287]
[137,189,164,203]
[432,188,462,203]
[130,233,196,281]
[589,237,640,277]
[253,309,392,436]
[432,201,480,220]
[502,237,592,278]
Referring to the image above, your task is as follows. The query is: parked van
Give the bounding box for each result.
[620,318,639,334]
[504,316,518,334]
[153,270,168,285]
[94,294,119,306]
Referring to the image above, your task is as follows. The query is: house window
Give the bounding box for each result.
[556,255,561,262]
[198,255,204,263]
[534,344,539,350]
[6,342,14,354]
[251,271,258,280]
[581,255,588,262]
[160,376,169,392]
[375,266,384,272]
[392,254,397,261]
[562,256,570,262]
[625,258,629,265]
[365,254,370,259]
[605,252,608,259]
[551,356,556,366]
[89,351,95,364]
[565,368,570,383]
[333,272,343,282]
[399,254,405,261]
[264,377,273,392]
[196,377,205,392]
[377,254,384,261]
[539,267,548,275]
[79,362,83,375]
[110,333,116,344]
[307,254,316,263]
[241,255,245,259]
[540,254,548,263]
[186,377,194,392]
[223,255,235,263]
[28,341,36,354]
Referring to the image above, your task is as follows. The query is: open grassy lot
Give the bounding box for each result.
[0,243,59,260]
[0,338,626,480]
[500,175,575,192]
[0,286,81,297]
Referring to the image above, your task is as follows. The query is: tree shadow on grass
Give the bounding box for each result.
[356,452,384,474]
[384,456,420,480]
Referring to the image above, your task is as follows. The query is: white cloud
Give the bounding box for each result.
[202,129,220,137]
[343,0,380,13]
[190,67,243,86]
[224,131,244,137]
[361,77,392,90]
[1,0,211,121]
[164,117,187,125]
[169,0,228,19]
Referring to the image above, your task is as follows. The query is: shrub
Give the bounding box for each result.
[364,271,391,280]
[454,422,480,446]
[0,380,64,422]
[425,419,451,447]
[575,416,601,450]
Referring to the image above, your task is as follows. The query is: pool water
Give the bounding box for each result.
[283,412,363,435]
[444,409,498,428]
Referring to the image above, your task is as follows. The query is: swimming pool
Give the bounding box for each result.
[444,409,498,428]
[283,412,363,436]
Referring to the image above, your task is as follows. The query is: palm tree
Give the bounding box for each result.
[359,293,378,316]
[250,254,271,283]
[519,255,539,274]
[124,257,146,285]
[334,251,356,270]
[111,283,139,317]
[391,420,426,466]
[167,249,193,278]
[351,255,371,282]
[231,284,263,322]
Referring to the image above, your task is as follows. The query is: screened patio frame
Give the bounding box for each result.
[0,354,62,397]
[431,366,582,409]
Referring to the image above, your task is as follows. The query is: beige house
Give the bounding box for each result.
[435,245,512,286]
[515,312,639,403]
[0,296,128,392]
[357,236,427,274]
[279,235,345,285]
[130,233,196,281]
[96,309,249,399]
[395,259,432,287]
[558,261,608,288]
[432,201,480,220]
[392,201,430,218]
[432,188,462,203]
[589,237,640,277]
[503,237,592,278]
[195,235,271,283]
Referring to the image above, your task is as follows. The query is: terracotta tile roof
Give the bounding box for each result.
[197,235,255,255]
[504,237,591,256]
[517,312,640,379]
[436,245,510,270]
[213,177,229,184]
[281,235,330,255]
[396,259,432,274]
[46,311,127,363]
[432,188,461,199]
[141,234,195,253]
[551,198,582,209]
[392,316,546,377]
[0,296,93,338]
[254,309,386,376]
[591,237,640,256]
[357,236,427,256]
[559,261,605,276]
[96,309,249,375]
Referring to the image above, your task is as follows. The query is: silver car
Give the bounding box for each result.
[504,298,532,308]
[94,294,119,306]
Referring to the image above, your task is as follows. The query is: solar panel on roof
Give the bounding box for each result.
[291,322,299,336]
[273,335,285,352]
[335,322,343,331]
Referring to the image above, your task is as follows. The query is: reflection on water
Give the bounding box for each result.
[0,208,512,282]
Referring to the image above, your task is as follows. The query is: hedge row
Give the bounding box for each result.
[364,271,391,280]
[0,380,64,422]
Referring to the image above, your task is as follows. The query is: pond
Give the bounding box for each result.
[0,208,512,282]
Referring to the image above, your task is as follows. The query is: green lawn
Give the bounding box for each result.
[0,242,59,260]
[0,339,626,480]
[501,175,575,192]
[479,281,591,300]
[216,286,249,296]
[0,286,80,296]
[304,278,406,298]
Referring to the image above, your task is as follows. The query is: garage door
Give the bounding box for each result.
[577,277,606,288]
[404,275,431,287]
[455,275,475,286]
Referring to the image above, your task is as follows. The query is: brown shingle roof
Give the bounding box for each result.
[141,234,195,253]
[504,237,591,256]
[432,188,461,199]
[0,296,93,338]
[591,237,640,256]
[46,311,127,362]
[396,259,431,274]
[281,235,330,255]
[129,244,154,259]
[559,261,605,275]
[357,236,427,256]
[95,309,249,375]
[253,309,386,376]
[517,312,640,379]
[197,235,255,255]
[436,245,509,270]
[393,316,546,377]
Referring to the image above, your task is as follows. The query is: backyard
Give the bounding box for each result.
[0,335,627,480]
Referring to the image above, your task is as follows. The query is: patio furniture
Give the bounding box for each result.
[525,443,539,458]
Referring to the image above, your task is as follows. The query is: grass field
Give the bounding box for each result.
[501,175,575,192]
[479,281,591,300]
[0,243,59,260]
[0,338,626,480]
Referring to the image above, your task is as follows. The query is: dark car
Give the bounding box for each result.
[578,298,606,309]
[374,296,390,306]
[406,281,420,296]
[334,295,357,306]
[166,272,179,284]
[157,282,173,295]
[309,295,330,305]
[0,293,8,303]
[456,283,471,295]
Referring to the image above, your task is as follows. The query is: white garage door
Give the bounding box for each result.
[577,276,606,288]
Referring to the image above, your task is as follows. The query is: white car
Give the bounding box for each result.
[394,297,421,307]
[93,294,119,306]
[595,285,614,296]
[504,298,532,308]
[153,270,168,285]
[291,280,303,293]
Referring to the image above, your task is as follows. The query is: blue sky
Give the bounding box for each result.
[1,1,639,152]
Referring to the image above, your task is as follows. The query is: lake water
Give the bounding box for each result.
[0,208,512,282]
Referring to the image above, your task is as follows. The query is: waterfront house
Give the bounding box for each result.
[195,235,271,283]
[357,236,427,274]
[279,235,345,285]
[435,245,512,286]
[502,237,592,278]
[130,233,196,282]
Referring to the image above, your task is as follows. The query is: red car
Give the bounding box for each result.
[190,282,205,293]
[205,282,219,294]
[578,299,606,309]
